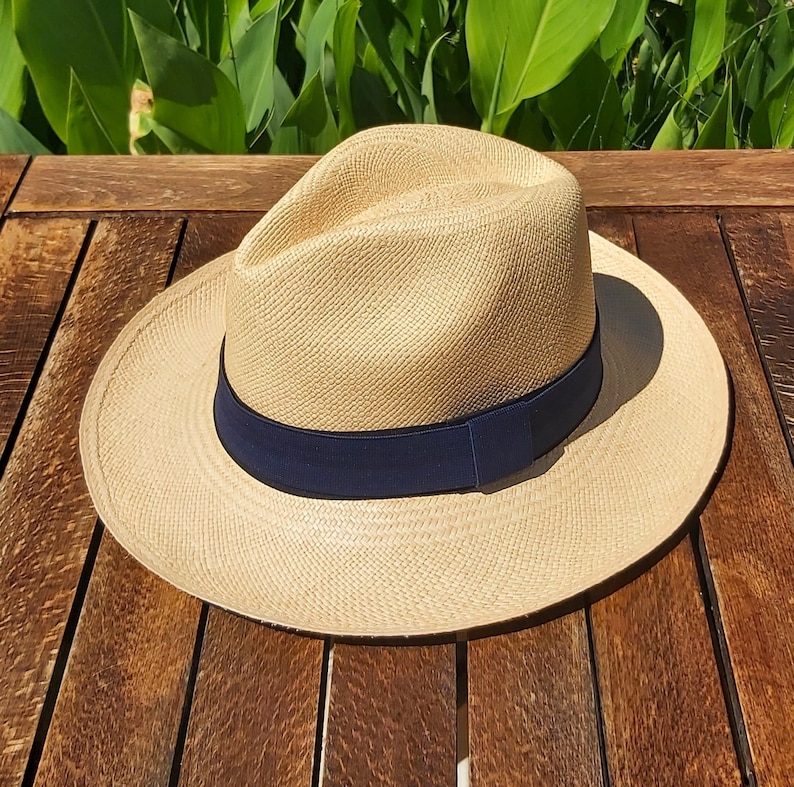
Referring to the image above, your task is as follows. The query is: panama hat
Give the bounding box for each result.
[80,124,730,638]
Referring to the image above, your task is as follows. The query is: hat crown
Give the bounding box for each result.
[224,125,595,431]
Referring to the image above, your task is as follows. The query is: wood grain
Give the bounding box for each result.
[179,614,323,786]
[9,150,794,214]
[0,217,178,785]
[721,211,794,453]
[176,212,259,280]
[0,156,28,215]
[592,541,739,786]
[35,537,201,786]
[468,611,603,787]
[0,217,88,456]
[323,644,457,786]
[633,211,794,786]
[587,211,740,786]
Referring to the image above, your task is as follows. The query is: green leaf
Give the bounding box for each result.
[283,70,331,136]
[66,69,118,153]
[695,82,737,148]
[303,0,338,84]
[13,0,134,150]
[130,10,246,153]
[0,0,26,118]
[333,0,360,138]
[421,34,447,123]
[359,0,423,120]
[220,1,281,132]
[683,0,727,95]
[0,105,48,153]
[350,65,408,127]
[750,64,794,147]
[504,98,554,149]
[185,0,248,62]
[651,97,697,148]
[598,0,647,71]
[539,48,625,149]
[466,0,617,127]
[127,0,186,43]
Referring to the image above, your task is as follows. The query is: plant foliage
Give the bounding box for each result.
[1,0,793,154]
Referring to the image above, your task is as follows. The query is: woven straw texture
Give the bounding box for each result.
[80,126,729,637]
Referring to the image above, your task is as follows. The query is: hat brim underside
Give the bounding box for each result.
[79,232,729,637]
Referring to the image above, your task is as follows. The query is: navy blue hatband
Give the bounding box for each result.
[213,314,603,499]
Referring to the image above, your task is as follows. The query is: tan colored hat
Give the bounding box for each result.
[80,124,730,637]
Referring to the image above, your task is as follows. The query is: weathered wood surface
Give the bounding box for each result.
[0,153,793,787]
[633,211,794,786]
[0,156,28,215]
[586,211,741,786]
[323,644,457,786]
[8,150,794,214]
[0,217,180,785]
[721,211,794,456]
[179,614,323,786]
[468,610,603,787]
[0,218,88,458]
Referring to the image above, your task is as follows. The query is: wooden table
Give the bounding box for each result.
[1,151,793,787]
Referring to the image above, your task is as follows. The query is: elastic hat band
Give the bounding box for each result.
[213,311,603,499]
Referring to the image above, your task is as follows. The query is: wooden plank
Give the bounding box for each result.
[35,538,201,786]
[179,614,323,786]
[586,211,740,786]
[34,214,263,784]
[592,541,739,786]
[468,611,603,787]
[0,217,179,784]
[323,644,457,786]
[633,211,794,786]
[9,155,316,214]
[0,217,89,457]
[171,213,322,786]
[0,156,29,215]
[721,211,794,453]
[9,150,794,214]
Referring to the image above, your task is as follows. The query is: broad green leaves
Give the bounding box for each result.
[0,106,48,153]
[466,0,617,132]
[130,10,246,153]
[0,0,26,118]
[13,0,134,152]
[683,0,727,95]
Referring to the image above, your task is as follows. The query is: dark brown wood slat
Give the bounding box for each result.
[633,211,794,786]
[721,211,794,451]
[0,155,28,215]
[34,214,262,785]
[35,537,201,786]
[179,614,323,786]
[9,151,794,214]
[0,216,179,784]
[323,644,457,786]
[175,213,323,786]
[592,541,739,786]
[468,611,603,787]
[586,211,740,786]
[0,217,89,456]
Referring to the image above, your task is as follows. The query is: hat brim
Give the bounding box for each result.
[79,232,730,637]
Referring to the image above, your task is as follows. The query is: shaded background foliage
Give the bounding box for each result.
[0,0,793,154]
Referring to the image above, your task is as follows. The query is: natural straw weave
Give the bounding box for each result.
[80,125,730,637]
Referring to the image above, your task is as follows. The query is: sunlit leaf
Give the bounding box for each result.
[130,9,246,153]
[598,0,647,72]
[220,1,281,132]
[333,0,360,138]
[0,105,48,153]
[695,81,737,147]
[683,0,727,95]
[466,0,616,129]
[422,34,447,123]
[13,0,134,149]
[66,69,118,153]
[0,0,26,118]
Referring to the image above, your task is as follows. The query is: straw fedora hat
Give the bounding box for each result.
[80,124,730,638]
